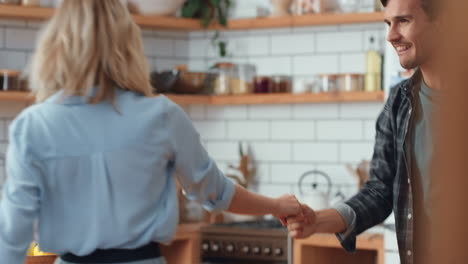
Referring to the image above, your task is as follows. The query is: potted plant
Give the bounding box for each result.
[181,0,232,57]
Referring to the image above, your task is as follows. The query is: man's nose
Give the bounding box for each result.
[387,25,401,43]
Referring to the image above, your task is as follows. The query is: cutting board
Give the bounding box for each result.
[25,256,57,264]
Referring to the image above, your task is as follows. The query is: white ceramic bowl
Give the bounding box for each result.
[128,0,186,16]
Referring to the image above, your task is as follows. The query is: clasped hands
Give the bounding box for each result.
[274,194,317,239]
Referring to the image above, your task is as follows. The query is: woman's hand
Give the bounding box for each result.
[287,204,318,238]
[273,194,305,226]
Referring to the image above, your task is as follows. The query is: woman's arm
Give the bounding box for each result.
[227,184,302,219]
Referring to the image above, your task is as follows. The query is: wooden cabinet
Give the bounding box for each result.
[161,223,204,264]
[24,224,204,264]
[293,233,384,264]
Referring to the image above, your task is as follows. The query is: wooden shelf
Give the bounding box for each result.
[0,91,33,102]
[0,91,384,105]
[0,5,384,30]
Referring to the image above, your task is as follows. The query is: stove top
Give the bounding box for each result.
[200,219,290,263]
[212,219,285,229]
[201,219,287,236]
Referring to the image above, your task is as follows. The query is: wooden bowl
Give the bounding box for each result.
[172,72,207,94]
[25,256,58,264]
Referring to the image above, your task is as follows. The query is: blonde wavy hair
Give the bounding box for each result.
[29,0,153,103]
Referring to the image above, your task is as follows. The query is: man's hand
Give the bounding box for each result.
[287,204,318,238]
[273,194,304,225]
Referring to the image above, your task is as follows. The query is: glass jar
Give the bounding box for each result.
[231,64,256,95]
[319,74,339,92]
[1,70,20,91]
[271,75,292,93]
[0,0,21,4]
[21,0,40,6]
[253,76,272,93]
[211,62,235,95]
[338,73,364,92]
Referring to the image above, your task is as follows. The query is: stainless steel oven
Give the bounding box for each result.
[200,219,290,264]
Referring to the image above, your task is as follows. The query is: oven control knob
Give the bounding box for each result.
[263,247,272,255]
[241,246,250,254]
[211,243,220,252]
[225,244,235,253]
[252,246,261,255]
[202,242,210,252]
[274,248,283,256]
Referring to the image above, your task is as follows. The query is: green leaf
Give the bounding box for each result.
[181,0,202,18]
[219,41,227,57]
[210,0,220,5]
[217,4,227,26]
[200,6,212,28]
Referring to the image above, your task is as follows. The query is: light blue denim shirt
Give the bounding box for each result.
[0,89,235,264]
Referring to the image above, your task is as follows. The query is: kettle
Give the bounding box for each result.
[298,170,332,210]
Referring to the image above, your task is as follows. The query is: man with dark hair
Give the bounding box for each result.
[286,0,442,263]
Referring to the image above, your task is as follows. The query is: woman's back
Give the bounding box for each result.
[8,91,185,256]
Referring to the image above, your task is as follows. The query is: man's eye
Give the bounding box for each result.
[400,19,410,24]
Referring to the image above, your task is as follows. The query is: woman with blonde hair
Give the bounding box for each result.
[0,1,302,264]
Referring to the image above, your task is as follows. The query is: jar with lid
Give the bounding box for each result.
[230,64,256,95]
[253,76,272,93]
[211,63,235,95]
[271,75,292,93]
[21,0,41,6]
[1,70,21,92]
[0,0,21,4]
[338,73,363,92]
[319,74,339,92]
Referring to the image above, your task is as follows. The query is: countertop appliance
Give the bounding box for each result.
[200,219,290,264]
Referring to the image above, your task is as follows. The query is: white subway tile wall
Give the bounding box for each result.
[0,16,397,262]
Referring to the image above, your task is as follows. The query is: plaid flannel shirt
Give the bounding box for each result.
[338,71,423,264]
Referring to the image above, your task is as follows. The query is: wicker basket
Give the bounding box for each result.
[25,256,58,264]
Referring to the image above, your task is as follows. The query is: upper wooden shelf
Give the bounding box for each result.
[0,91,384,105]
[0,5,384,30]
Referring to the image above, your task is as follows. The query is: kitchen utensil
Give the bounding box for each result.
[25,256,58,264]
[127,0,185,16]
[298,170,332,210]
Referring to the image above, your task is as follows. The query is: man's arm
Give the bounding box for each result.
[288,85,402,251]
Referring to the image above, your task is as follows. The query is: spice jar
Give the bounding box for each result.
[338,73,364,92]
[319,74,339,92]
[0,70,21,91]
[21,0,40,6]
[211,63,235,95]
[271,75,292,93]
[0,0,21,4]
[230,64,256,95]
[253,76,272,93]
